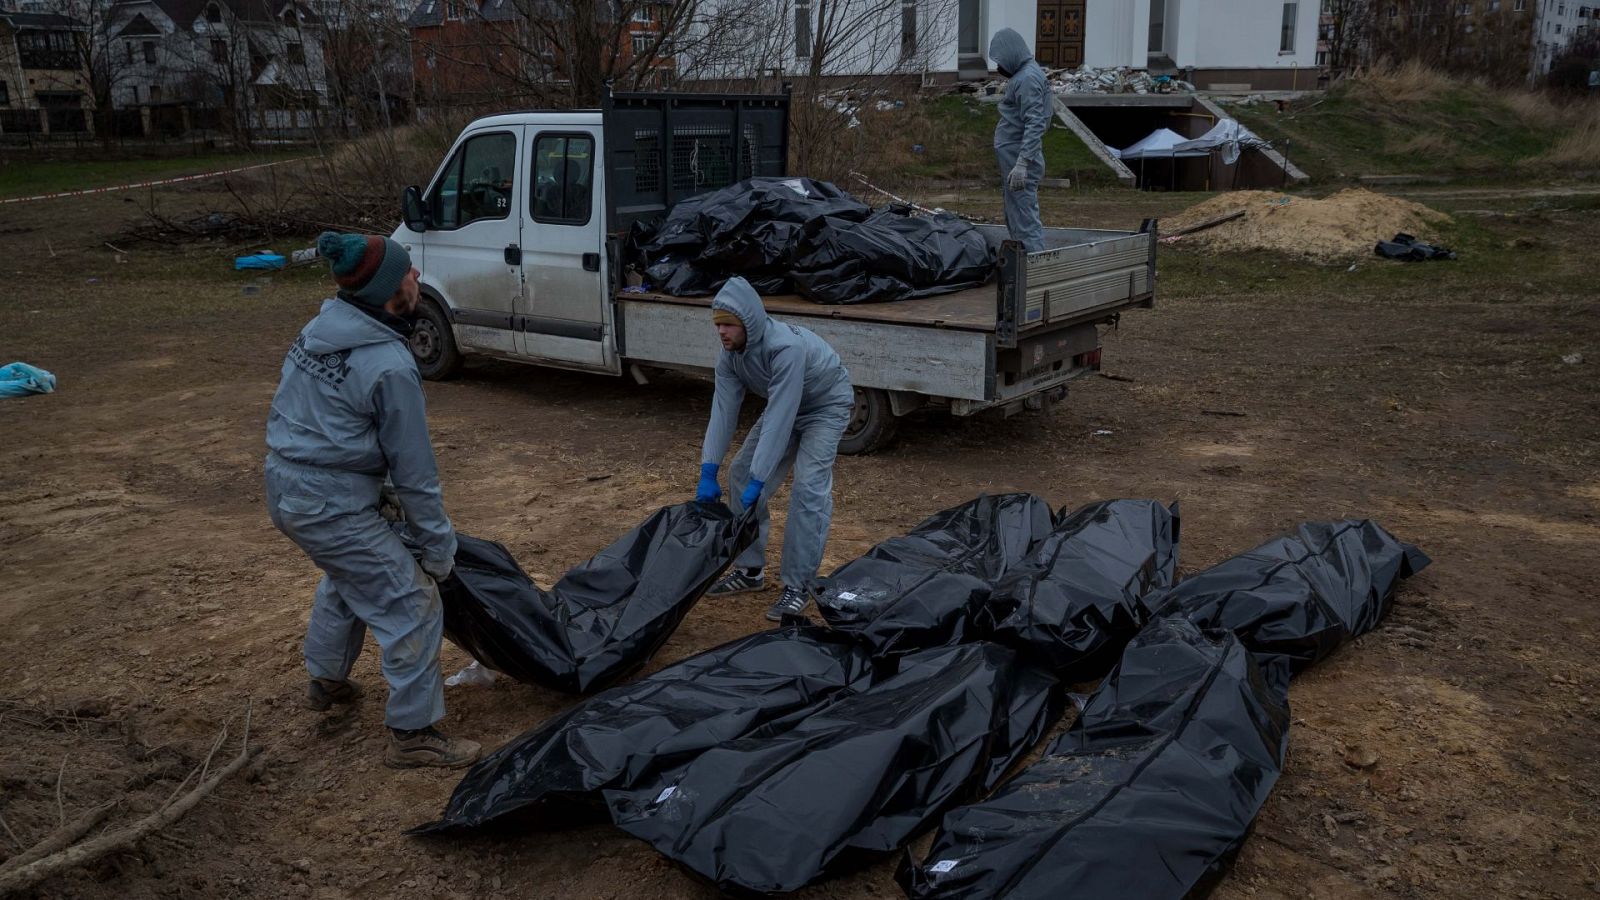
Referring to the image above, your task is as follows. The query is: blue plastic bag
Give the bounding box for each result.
[235,252,286,271]
[0,362,56,398]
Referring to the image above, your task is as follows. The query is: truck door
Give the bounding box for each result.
[517,128,613,371]
[418,126,524,358]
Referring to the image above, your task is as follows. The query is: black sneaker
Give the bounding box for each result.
[765,586,809,622]
[709,568,766,597]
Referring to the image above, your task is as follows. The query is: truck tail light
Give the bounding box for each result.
[1075,349,1102,371]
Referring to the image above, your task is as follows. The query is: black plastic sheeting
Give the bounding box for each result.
[789,208,997,305]
[413,626,874,834]
[1375,232,1456,261]
[627,177,997,303]
[978,499,1180,682]
[428,502,756,694]
[1142,519,1432,675]
[607,642,1063,895]
[899,616,1292,900]
[630,177,871,297]
[815,493,1057,661]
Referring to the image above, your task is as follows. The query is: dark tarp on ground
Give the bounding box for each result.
[900,616,1292,900]
[627,178,997,303]
[425,502,756,694]
[789,208,997,305]
[1141,518,1431,675]
[814,493,1057,661]
[978,499,1180,681]
[412,626,874,834]
[606,642,1063,895]
[1374,232,1456,261]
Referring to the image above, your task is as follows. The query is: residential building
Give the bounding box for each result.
[0,9,95,135]
[679,0,1324,91]
[102,0,329,136]
[1532,0,1598,73]
[406,0,675,107]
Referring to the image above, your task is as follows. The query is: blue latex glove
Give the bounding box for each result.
[740,479,765,509]
[695,463,721,504]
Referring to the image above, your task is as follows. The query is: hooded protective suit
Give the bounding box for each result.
[701,278,854,590]
[265,297,455,729]
[990,28,1050,252]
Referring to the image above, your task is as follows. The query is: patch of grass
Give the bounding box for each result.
[1230,63,1600,183]
[0,150,308,200]
[1158,206,1589,301]
[866,95,1122,188]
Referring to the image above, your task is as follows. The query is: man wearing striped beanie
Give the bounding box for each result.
[263,231,481,769]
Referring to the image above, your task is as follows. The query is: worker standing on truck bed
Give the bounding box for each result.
[695,277,855,622]
[263,231,481,770]
[990,27,1050,252]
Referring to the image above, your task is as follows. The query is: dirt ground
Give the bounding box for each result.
[2,176,1598,900]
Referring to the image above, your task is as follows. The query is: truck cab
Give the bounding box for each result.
[397,112,618,376]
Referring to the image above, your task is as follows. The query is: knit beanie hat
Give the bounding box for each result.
[317,231,412,305]
[711,308,740,327]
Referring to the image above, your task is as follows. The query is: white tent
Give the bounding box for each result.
[1113,128,1211,160]
[1174,119,1268,166]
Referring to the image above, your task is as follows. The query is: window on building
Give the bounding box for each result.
[150,84,162,102]
[132,84,140,102]
[429,131,517,229]
[287,42,304,64]
[531,133,594,224]
[631,32,654,57]
[1514,0,1525,9]
[0,81,8,105]
[143,41,156,63]
[1557,2,1564,12]
[17,29,77,69]
[125,41,134,63]
[795,0,812,59]
[1280,2,1298,52]
[631,5,652,22]
[206,3,221,22]
[1389,3,1398,16]
[211,38,227,63]
[1316,49,1328,65]
[1489,0,1501,9]
[900,0,917,58]
[1457,1,1470,14]
[1556,21,1563,30]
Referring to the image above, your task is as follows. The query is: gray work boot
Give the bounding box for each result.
[765,585,810,622]
[385,727,482,769]
[708,567,766,597]
[303,678,363,711]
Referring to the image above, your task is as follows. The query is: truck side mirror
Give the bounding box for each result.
[401,185,428,233]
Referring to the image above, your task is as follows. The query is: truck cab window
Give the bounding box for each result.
[429,131,516,229]
[531,134,594,225]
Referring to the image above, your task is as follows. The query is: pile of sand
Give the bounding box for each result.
[1161,189,1452,262]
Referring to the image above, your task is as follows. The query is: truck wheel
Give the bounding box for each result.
[410,296,463,380]
[838,388,898,455]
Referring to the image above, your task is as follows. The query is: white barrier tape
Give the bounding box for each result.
[0,157,312,206]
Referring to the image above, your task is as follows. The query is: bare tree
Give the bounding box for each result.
[1320,0,1375,79]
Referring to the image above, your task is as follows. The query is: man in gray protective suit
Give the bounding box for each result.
[264,230,480,769]
[990,27,1051,252]
[695,277,854,622]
